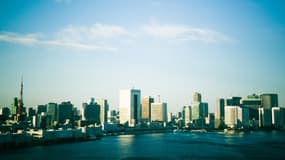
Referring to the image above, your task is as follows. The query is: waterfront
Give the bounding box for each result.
[1,131,285,160]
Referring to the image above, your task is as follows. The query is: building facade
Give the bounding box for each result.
[95,98,109,125]
[57,101,73,124]
[119,89,141,127]
[225,106,249,129]
[260,94,278,109]
[151,102,167,123]
[141,96,154,122]
[183,106,191,126]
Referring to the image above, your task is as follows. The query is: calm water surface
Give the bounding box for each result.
[1,131,285,160]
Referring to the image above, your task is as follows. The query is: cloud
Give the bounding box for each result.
[0,23,234,52]
[0,23,131,51]
[0,32,41,45]
[0,31,116,51]
[142,23,234,43]
[56,23,131,42]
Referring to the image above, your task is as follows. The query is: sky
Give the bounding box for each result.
[0,0,285,113]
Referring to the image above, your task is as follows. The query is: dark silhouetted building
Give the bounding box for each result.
[82,98,100,124]
[37,105,47,114]
[57,101,74,124]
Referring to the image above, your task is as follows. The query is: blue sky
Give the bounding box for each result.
[0,0,284,112]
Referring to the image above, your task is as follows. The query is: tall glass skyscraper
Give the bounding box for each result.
[119,89,141,127]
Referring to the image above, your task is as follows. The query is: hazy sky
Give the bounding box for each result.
[0,0,284,113]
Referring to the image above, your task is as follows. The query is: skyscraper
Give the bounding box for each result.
[119,89,141,127]
[225,97,242,106]
[95,98,109,125]
[83,99,100,124]
[46,103,57,127]
[141,96,154,122]
[10,97,18,115]
[216,98,225,120]
[16,78,25,121]
[151,102,167,123]
[260,94,278,109]
[215,98,225,129]
[17,78,24,115]
[193,92,202,103]
[191,102,208,120]
[191,92,208,128]
[272,107,281,128]
[27,107,36,120]
[224,106,238,128]
[183,106,191,126]
[57,101,73,124]
[167,112,172,123]
[241,95,261,127]
[37,105,47,114]
[258,108,272,128]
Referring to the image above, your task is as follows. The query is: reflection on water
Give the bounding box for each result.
[1,131,285,160]
[117,135,135,156]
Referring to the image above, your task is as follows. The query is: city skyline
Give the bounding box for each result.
[1,0,285,112]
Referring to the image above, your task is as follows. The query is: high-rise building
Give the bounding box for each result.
[182,106,191,126]
[272,107,281,128]
[46,103,57,126]
[141,96,154,122]
[151,102,167,123]
[280,108,285,128]
[215,98,225,129]
[206,113,215,128]
[237,107,249,128]
[10,97,18,115]
[224,106,238,128]
[27,107,36,120]
[193,92,202,103]
[57,101,74,124]
[241,95,261,127]
[258,108,272,128]
[119,89,141,127]
[216,98,225,120]
[13,78,26,121]
[95,98,109,125]
[167,112,172,123]
[37,105,47,114]
[271,107,285,128]
[224,106,249,129]
[260,94,278,109]
[0,107,10,119]
[225,97,242,106]
[82,99,100,124]
[17,78,24,116]
[191,92,208,128]
[107,110,119,124]
[191,102,208,120]
[191,92,206,120]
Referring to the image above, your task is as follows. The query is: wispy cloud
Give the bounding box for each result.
[0,23,234,52]
[0,23,132,51]
[0,32,116,51]
[142,23,234,43]
[56,23,131,42]
[0,32,41,45]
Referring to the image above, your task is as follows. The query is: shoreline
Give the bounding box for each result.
[1,128,284,151]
